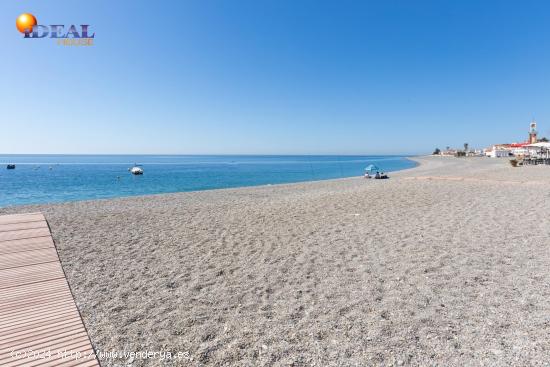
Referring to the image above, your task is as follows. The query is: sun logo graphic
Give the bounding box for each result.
[16,13,95,46]
[16,13,37,33]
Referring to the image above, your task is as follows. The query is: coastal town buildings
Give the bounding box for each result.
[438,148,482,157]
[434,120,545,158]
[484,120,545,158]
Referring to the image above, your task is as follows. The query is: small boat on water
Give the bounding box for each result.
[129,164,144,175]
[6,164,15,170]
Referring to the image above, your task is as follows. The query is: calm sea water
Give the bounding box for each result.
[0,155,416,207]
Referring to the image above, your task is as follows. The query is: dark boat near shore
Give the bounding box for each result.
[6,164,15,170]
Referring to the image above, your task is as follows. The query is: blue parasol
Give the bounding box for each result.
[365,164,380,172]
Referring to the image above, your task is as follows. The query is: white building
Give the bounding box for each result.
[485,145,512,158]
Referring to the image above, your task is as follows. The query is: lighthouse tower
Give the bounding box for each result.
[528,119,538,144]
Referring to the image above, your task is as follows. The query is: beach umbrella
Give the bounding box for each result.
[365,164,380,172]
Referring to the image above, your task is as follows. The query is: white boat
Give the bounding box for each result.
[130,165,143,175]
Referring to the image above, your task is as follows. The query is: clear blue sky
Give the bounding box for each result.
[2,0,550,155]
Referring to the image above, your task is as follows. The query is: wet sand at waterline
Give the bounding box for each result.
[2,156,549,366]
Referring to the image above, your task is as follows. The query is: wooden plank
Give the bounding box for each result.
[0,221,48,233]
[0,310,80,336]
[0,283,72,305]
[0,213,44,225]
[0,261,62,276]
[0,237,54,255]
[0,321,86,348]
[2,345,97,367]
[0,296,77,321]
[0,333,90,364]
[0,228,51,243]
[0,288,73,313]
[0,213,99,367]
[0,278,67,301]
[0,262,65,289]
[0,299,79,329]
[0,248,59,270]
[0,317,83,342]
[2,342,96,367]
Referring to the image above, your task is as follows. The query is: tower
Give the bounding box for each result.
[529,119,537,144]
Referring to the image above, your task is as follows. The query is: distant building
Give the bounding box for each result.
[437,147,481,157]
[485,144,512,158]
[485,120,541,158]
[440,149,457,156]
[509,142,530,157]
[528,120,538,144]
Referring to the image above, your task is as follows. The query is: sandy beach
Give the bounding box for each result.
[2,156,549,366]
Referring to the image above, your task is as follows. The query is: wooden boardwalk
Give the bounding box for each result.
[0,213,100,367]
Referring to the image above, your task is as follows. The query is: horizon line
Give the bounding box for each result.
[0,153,423,157]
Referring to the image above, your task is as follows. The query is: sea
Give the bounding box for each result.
[0,155,416,207]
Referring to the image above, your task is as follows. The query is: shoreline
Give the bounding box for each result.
[0,156,421,211]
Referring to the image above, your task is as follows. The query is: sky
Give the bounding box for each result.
[2,0,550,155]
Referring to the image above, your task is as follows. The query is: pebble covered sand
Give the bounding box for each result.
[2,156,549,366]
